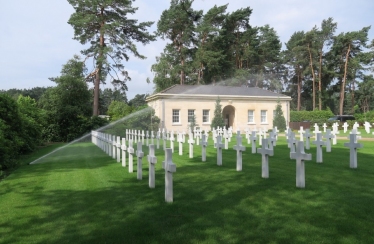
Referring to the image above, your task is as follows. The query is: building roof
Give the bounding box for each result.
[158,84,289,97]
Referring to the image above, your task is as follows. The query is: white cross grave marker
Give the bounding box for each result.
[146,131,149,146]
[156,130,160,149]
[233,131,246,171]
[201,134,208,162]
[147,144,157,188]
[136,141,144,180]
[162,148,176,203]
[250,131,257,154]
[188,133,195,158]
[290,141,312,188]
[298,126,304,141]
[121,138,127,167]
[313,123,320,140]
[128,140,134,173]
[322,123,327,133]
[312,133,325,163]
[344,134,363,169]
[323,129,333,152]
[116,136,121,163]
[215,135,224,166]
[257,138,274,178]
[343,122,349,133]
[170,131,175,153]
[112,135,117,159]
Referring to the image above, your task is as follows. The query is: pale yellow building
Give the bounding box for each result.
[146,85,291,132]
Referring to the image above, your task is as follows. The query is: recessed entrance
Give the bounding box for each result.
[222,105,235,129]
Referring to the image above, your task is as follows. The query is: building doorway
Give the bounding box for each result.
[222,105,235,129]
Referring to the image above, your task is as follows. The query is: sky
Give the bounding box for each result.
[1,0,373,99]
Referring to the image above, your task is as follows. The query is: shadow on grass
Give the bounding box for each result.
[1,139,374,243]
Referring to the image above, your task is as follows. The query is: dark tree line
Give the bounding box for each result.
[151,1,374,115]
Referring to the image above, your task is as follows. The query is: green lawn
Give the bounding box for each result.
[1,135,374,243]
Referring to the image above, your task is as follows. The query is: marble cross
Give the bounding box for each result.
[156,131,160,149]
[127,140,134,173]
[188,133,195,158]
[268,131,276,150]
[146,131,149,146]
[151,131,154,145]
[147,144,157,188]
[121,138,127,167]
[364,121,371,134]
[258,129,263,146]
[213,129,217,148]
[312,133,325,163]
[195,128,200,146]
[344,134,363,169]
[233,131,246,171]
[201,134,208,162]
[304,129,312,150]
[322,123,327,133]
[290,141,312,188]
[257,138,274,178]
[163,130,167,150]
[323,129,333,152]
[273,127,279,141]
[170,131,175,153]
[112,135,117,159]
[343,122,349,133]
[288,132,297,154]
[116,136,121,163]
[224,130,229,149]
[313,123,320,139]
[141,130,145,145]
[136,141,144,180]
[298,126,304,142]
[245,128,251,144]
[215,135,224,166]
[332,123,340,145]
[178,132,184,156]
[162,148,177,203]
[250,131,257,154]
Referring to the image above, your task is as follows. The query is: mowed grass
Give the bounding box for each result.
[1,135,374,243]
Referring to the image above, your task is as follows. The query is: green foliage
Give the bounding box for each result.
[290,110,334,123]
[17,95,46,152]
[105,107,160,136]
[0,94,25,169]
[128,94,148,109]
[68,0,156,115]
[39,56,93,142]
[273,101,286,130]
[210,97,225,130]
[107,101,132,121]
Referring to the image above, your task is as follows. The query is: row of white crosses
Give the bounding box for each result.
[286,125,364,187]
[92,130,177,203]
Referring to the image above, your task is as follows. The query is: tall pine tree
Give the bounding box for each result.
[68,0,156,115]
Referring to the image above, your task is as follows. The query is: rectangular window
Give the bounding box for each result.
[248,110,254,123]
[203,110,210,123]
[172,109,180,123]
[261,110,267,123]
[188,109,195,123]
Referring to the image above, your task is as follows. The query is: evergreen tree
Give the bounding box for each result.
[273,100,287,130]
[211,97,225,130]
[68,0,156,116]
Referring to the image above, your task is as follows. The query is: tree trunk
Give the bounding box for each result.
[307,43,316,110]
[351,78,355,114]
[93,8,105,116]
[297,69,301,111]
[339,44,351,115]
[318,49,323,110]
